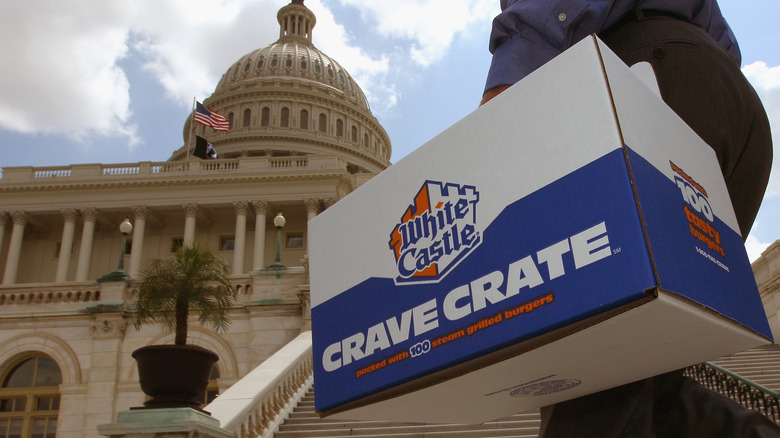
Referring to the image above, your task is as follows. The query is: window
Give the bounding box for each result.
[351,126,358,142]
[261,107,270,127]
[300,110,309,129]
[0,356,62,438]
[286,232,304,249]
[280,107,290,127]
[220,237,235,251]
[227,112,234,130]
[336,119,344,137]
[318,114,327,133]
[170,238,184,253]
[243,109,251,128]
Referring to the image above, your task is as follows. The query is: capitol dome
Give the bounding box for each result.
[171,0,391,174]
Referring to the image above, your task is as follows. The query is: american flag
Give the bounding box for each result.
[194,101,229,131]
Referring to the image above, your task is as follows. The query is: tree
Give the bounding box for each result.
[133,245,235,345]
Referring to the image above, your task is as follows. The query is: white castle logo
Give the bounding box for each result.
[388,181,481,284]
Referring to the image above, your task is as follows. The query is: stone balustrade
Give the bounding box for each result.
[1,156,344,184]
[206,331,313,438]
[0,272,306,315]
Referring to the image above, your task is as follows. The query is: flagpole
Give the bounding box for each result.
[186,96,196,162]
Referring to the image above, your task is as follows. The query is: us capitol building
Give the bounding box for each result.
[1,1,779,438]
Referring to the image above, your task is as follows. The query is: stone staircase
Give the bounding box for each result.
[275,388,541,438]
[710,344,780,392]
[274,345,780,438]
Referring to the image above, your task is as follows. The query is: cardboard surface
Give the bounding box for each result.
[308,36,771,424]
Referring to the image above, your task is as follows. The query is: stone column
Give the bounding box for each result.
[2,211,27,285]
[76,208,98,282]
[232,201,248,275]
[182,204,198,247]
[0,213,8,263]
[252,201,269,270]
[55,209,78,282]
[304,199,320,222]
[128,206,147,278]
[304,199,321,251]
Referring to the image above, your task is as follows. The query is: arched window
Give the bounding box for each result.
[227,112,234,130]
[0,356,62,438]
[336,119,344,137]
[318,114,327,133]
[351,126,358,142]
[363,133,369,147]
[261,107,271,127]
[300,110,309,129]
[280,108,290,127]
[243,109,251,128]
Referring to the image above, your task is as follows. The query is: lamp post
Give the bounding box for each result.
[268,212,286,268]
[98,218,133,282]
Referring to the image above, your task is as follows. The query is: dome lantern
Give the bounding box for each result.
[278,0,316,42]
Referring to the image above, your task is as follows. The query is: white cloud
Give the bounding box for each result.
[0,0,407,143]
[336,0,498,66]
[0,1,138,144]
[743,61,780,198]
[746,233,772,262]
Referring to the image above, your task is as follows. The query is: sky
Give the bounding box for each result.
[1,0,779,261]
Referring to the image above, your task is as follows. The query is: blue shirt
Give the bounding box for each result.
[485,0,740,93]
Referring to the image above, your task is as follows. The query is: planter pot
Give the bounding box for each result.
[132,344,218,410]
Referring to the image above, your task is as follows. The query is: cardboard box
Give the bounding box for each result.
[308,36,772,424]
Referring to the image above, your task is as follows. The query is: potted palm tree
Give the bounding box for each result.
[131,244,235,410]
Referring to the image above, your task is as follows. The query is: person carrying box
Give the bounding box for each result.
[481,1,776,436]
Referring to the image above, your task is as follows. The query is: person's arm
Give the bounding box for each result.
[482,2,577,101]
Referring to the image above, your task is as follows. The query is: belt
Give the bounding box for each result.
[599,9,688,39]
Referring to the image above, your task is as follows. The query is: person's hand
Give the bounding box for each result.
[480,84,512,106]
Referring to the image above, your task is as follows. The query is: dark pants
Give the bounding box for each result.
[539,13,776,438]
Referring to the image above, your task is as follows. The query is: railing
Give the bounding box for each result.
[2,156,344,184]
[0,282,103,306]
[207,331,313,438]
[685,361,780,423]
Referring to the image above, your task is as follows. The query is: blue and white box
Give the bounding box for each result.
[308,36,772,424]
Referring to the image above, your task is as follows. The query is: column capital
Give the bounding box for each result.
[10,210,28,225]
[61,208,79,222]
[0,212,8,227]
[324,198,338,209]
[182,203,199,217]
[304,198,321,215]
[81,208,98,222]
[131,205,148,219]
[233,201,249,215]
[252,200,270,216]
